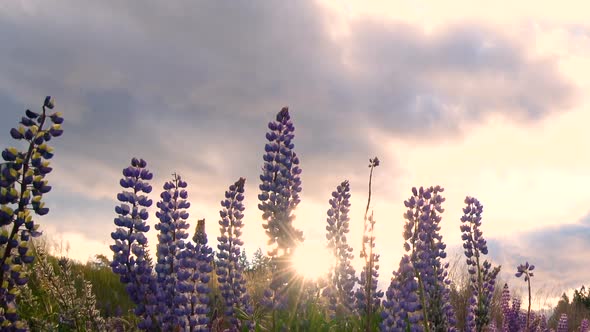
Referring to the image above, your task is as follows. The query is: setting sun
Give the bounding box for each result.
[291,242,335,280]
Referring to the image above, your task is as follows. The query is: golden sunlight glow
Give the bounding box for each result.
[291,242,335,280]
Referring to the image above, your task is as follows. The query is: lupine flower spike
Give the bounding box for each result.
[110,158,158,330]
[154,173,191,330]
[323,180,356,316]
[399,185,456,332]
[381,255,423,331]
[259,107,303,257]
[183,219,214,331]
[258,107,303,316]
[175,219,214,331]
[557,313,568,332]
[216,177,252,330]
[499,284,521,332]
[460,197,501,332]
[0,96,63,329]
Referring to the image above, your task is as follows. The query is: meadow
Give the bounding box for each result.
[0,97,588,331]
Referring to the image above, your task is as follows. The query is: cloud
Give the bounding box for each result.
[343,22,577,139]
[487,214,590,294]
[0,1,576,156]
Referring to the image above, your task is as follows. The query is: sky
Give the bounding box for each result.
[1,0,589,309]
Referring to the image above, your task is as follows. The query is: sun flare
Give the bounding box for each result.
[291,242,335,280]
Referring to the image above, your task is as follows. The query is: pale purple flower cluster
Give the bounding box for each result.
[580,318,589,332]
[460,196,500,332]
[182,219,214,331]
[258,107,303,314]
[0,97,63,329]
[110,160,222,331]
[381,255,424,332]
[110,158,158,329]
[396,186,456,331]
[500,283,526,332]
[258,107,303,256]
[216,178,252,329]
[154,174,191,329]
[323,180,356,315]
[557,313,568,332]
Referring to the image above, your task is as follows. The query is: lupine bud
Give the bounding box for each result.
[43,96,55,109]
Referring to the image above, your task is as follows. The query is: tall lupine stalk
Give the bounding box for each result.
[381,255,424,331]
[154,173,191,330]
[180,219,214,332]
[355,157,383,332]
[0,96,63,330]
[500,283,520,332]
[258,107,303,311]
[460,197,501,332]
[401,186,456,332]
[110,158,158,330]
[515,262,535,331]
[111,162,214,331]
[557,313,568,332]
[216,178,252,330]
[323,180,356,316]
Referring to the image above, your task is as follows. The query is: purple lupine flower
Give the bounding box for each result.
[579,318,589,332]
[179,219,213,332]
[258,107,303,256]
[402,185,456,331]
[381,255,424,332]
[323,180,356,315]
[0,97,63,329]
[356,158,384,329]
[557,314,568,332]
[500,284,521,332]
[153,173,191,330]
[460,196,501,332]
[258,107,303,314]
[516,261,535,331]
[110,158,158,330]
[216,178,252,330]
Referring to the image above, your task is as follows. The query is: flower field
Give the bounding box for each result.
[0,97,588,331]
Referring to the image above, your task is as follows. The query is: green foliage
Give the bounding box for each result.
[16,241,136,331]
[548,288,590,330]
[574,286,590,310]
